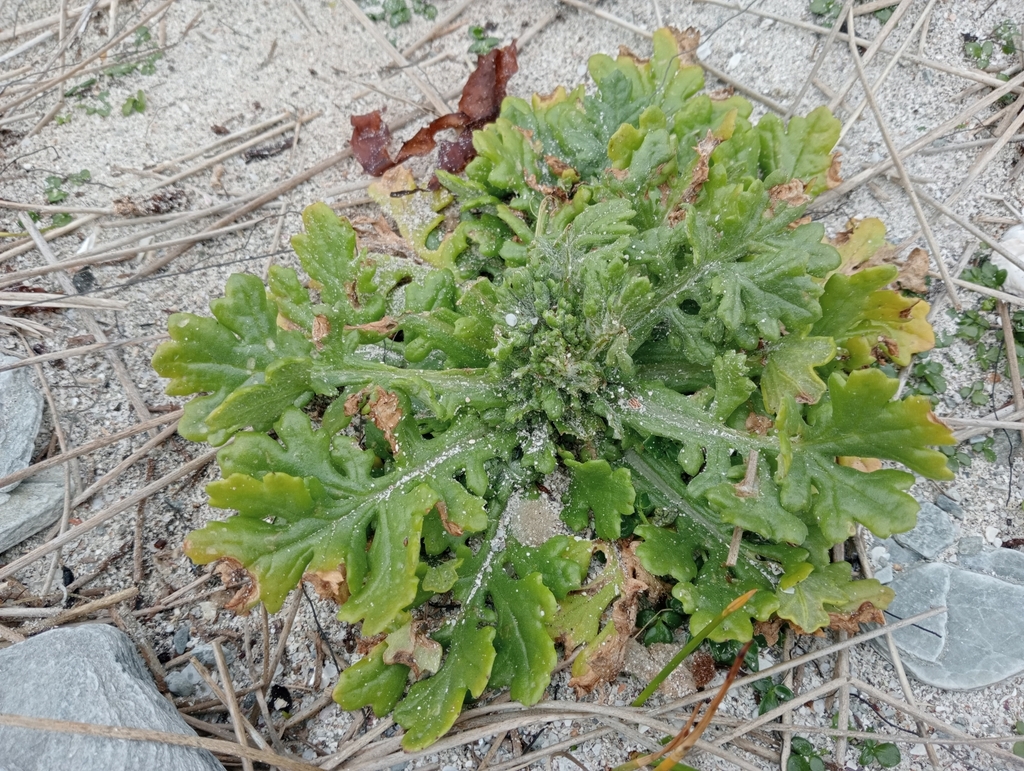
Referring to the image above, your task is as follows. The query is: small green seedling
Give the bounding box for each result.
[43,169,90,203]
[788,737,827,771]
[468,25,500,55]
[364,0,436,27]
[809,0,895,24]
[637,606,686,646]
[122,90,147,116]
[906,359,946,403]
[964,38,994,69]
[1013,719,1024,758]
[752,675,793,715]
[855,737,901,768]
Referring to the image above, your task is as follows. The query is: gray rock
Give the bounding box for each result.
[894,501,956,559]
[959,547,1024,586]
[191,642,236,667]
[880,537,924,568]
[173,624,190,655]
[165,669,195,698]
[957,536,985,557]
[0,467,66,554]
[935,495,965,520]
[0,355,43,493]
[881,562,1024,689]
[992,427,1022,467]
[0,625,223,770]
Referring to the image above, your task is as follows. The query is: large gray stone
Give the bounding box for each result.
[959,546,1024,586]
[880,561,1024,689]
[0,355,43,494]
[0,625,224,770]
[893,501,956,559]
[0,468,66,554]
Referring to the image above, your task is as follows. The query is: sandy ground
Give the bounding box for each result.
[1,0,1024,769]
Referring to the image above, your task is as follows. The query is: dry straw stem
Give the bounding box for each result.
[696,0,1024,95]
[915,187,1024,274]
[783,0,853,120]
[71,419,180,510]
[0,334,168,374]
[18,213,154,423]
[945,106,1024,207]
[0,448,216,582]
[0,218,271,289]
[843,9,959,308]
[0,713,322,771]
[837,0,938,144]
[0,409,181,491]
[998,300,1024,445]
[402,0,478,57]
[0,0,174,116]
[711,716,1024,748]
[0,1,115,44]
[827,0,915,112]
[21,586,137,635]
[0,292,125,310]
[152,110,294,172]
[852,679,1024,767]
[336,0,450,115]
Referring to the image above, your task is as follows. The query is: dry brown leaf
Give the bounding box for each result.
[828,601,885,634]
[382,621,443,678]
[769,179,810,210]
[826,152,843,189]
[435,500,463,536]
[896,247,930,293]
[312,315,330,350]
[368,387,403,454]
[350,43,518,177]
[343,316,398,336]
[670,26,701,67]
[212,557,259,614]
[617,45,650,65]
[753,617,785,647]
[838,456,882,473]
[570,543,656,694]
[745,412,773,435]
[276,313,301,332]
[679,130,721,205]
[303,565,350,605]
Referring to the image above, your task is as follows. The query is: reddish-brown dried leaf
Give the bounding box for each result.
[828,601,885,634]
[350,43,518,177]
[304,565,350,605]
[350,111,396,176]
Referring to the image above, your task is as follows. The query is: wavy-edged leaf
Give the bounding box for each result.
[561,458,636,539]
[393,616,496,750]
[333,643,409,717]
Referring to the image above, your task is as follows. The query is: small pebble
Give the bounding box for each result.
[172,624,190,656]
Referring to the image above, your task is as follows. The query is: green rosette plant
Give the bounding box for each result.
[153,28,955,748]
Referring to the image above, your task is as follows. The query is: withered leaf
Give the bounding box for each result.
[350,111,396,177]
[312,315,330,350]
[350,43,519,177]
[435,500,463,536]
[343,316,398,335]
[671,26,702,67]
[212,557,259,614]
[304,565,350,604]
[368,386,403,454]
[828,601,885,634]
[680,130,721,205]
